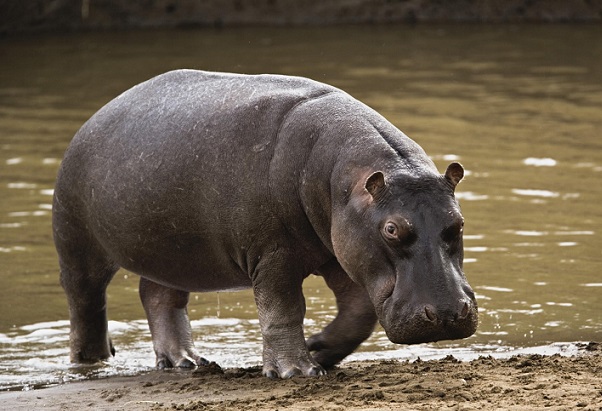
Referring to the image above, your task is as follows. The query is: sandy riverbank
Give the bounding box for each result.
[1,342,600,410]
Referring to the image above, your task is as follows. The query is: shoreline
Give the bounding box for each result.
[3,0,602,35]
[2,343,600,410]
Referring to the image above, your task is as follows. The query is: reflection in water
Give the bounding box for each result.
[523,157,557,167]
[512,188,560,198]
[1,24,601,390]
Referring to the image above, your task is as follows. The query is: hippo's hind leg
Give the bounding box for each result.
[308,259,378,368]
[55,218,118,363]
[139,277,207,369]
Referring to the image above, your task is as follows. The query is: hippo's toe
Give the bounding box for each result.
[155,351,208,370]
[281,367,303,379]
[262,357,326,379]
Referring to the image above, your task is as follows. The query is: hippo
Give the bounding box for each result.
[53,69,478,379]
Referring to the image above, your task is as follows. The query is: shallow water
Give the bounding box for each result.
[1,25,601,391]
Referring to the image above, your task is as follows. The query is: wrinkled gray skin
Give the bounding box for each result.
[53,70,478,379]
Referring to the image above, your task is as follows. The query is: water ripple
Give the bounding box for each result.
[512,188,559,198]
[523,157,557,167]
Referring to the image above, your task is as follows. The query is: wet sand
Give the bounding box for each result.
[2,342,600,411]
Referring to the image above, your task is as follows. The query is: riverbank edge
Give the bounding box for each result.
[2,0,602,35]
[0,342,600,410]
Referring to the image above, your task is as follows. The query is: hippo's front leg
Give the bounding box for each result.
[139,277,207,368]
[252,253,325,379]
[308,259,377,368]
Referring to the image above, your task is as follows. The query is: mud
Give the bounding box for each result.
[1,342,600,410]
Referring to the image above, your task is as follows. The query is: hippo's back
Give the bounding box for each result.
[69,70,339,162]
[57,69,342,210]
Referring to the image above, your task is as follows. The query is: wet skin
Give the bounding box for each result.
[53,70,477,378]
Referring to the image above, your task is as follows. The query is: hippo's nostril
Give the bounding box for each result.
[457,301,470,320]
[424,305,437,322]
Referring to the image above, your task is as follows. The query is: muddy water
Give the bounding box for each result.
[0,25,601,390]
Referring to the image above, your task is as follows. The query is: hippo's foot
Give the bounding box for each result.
[252,256,328,378]
[262,352,325,379]
[139,277,207,369]
[71,336,115,364]
[307,332,357,369]
[306,312,376,369]
[154,346,209,369]
[258,316,326,378]
[310,260,378,368]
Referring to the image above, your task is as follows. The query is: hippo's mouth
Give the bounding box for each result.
[379,296,478,345]
[370,276,396,323]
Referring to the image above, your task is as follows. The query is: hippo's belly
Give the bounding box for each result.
[108,230,254,293]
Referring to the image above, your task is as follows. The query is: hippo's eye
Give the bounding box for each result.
[442,218,464,244]
[383,222,399,240]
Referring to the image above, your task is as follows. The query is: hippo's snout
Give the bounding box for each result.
[423,299,471,324]
[383,296,478,345]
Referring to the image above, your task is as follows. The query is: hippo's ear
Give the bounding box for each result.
[365,171,386,199]
[445,162,464,190]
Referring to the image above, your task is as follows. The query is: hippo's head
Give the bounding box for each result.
[332,162,478,344]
